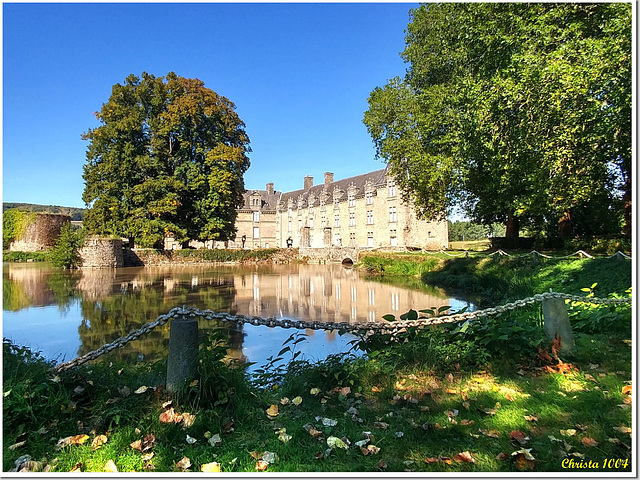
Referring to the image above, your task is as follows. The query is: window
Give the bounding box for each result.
[309,217,314,229]
[321,216,326,228]
[389,206,397,223]
[348,196,355,207]
[366,210,374,225]
[298,218,302,230]
[349,212,356,226]
[334,233,341,246]
[349,232,356,246]
[309,205,314,214]
[366,191,373,205]
[367,231,374,247]
[252,211,260,222]
[253,227,260,239]
[388,179,396,197]
[288,208,292,218]
[390,229,397,246]
[334,213,340,228]
[288,220,292,232]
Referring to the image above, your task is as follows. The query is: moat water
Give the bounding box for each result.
[3,262,474,370]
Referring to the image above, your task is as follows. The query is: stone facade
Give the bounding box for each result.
[229,168,448,251]
[79,237,124,268]
[8,213,70,252]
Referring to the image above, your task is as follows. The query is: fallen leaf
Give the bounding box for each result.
[505,393,515,402]
[276,428,292,443]
[8,441,26,451]
[371,386,382,393]
[266,405,279,419]
[55,434,89,450]
[162,400,172,408]
[524,415,538,422]
[622,385,632,395]
[118,386,130,397]
[623,396,632,405]
[561,429,577,437]
[189,379,199,387]
[141,453,154,461]
[208,434,222,447]
[310,388,321,395]
[181,413,196,428]
[222,419,235,433]
[373,421,389,430]
[454,451,475,463]
[91,435,108,451]
[327,436,348,450]
[292,396,303,406]
[425,457,439,464]
[159,407,183,424]
[176,456,191,471]
[512,448,536,470]
[479,428,500,438]
[186,435,197,445]
[439,456,453,465]
[377,459,388,470]
[249,451,262,460]
[304,424,323,439]
[496,452,508,461]
[460,419,475,426]
[339,386,351,396]
[581,437,599,447]
[103,460,117,472]
[134,386,148,394]
[361,444,381,455]
[510,430,530,445]
[201,462,221,472]
[261,452,278,463]
[316,416,338,427]
[256,460,269,471]
[279,397,290,405]
[445,388,459,394]
[70,462,82,472]
[130,440,142,451]
[73,386,85,395]
[614,426,632,434]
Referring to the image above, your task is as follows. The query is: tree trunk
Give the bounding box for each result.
[558,211,573,239]
[505,213,520,238]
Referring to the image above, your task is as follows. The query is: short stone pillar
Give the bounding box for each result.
[166,315,199,393]
[541,296,575,354]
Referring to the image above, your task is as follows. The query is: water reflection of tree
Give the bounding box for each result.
[76,272,240,363]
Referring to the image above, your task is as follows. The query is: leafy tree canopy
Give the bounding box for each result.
[82,72,251,248]
[364,3,631,239]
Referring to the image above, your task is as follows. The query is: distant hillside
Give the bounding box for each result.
[3,203,85,221]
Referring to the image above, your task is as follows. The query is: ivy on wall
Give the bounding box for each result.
[3,210,36,249]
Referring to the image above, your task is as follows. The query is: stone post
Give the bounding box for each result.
[541,296,575,354]
[166,315,199,393]
[532,251,538,266]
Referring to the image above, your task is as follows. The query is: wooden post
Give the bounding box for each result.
[166,315,199,393]
[541,296,575,354]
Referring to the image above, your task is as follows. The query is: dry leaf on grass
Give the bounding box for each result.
[581,437,599,447]
[524,415,538,422]
[159,407,183,424]
[175,456,191,471]
[201,462,221,472]
[512,449,536,470]
[454,451,475,463]
[292,396,303,406]
[8,441,26,451]
[622,385,632,395]
[266,405,279,419]
[103,460,118,472]
[510,430,530,446]
[255,460,269,471]
[91,435,108,451]
[55,434,89,451]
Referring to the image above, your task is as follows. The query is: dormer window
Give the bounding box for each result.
[388,178,397,197]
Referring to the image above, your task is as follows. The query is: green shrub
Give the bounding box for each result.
[49,223,84,269]
[175,248,278,262]
[2,251,48,262]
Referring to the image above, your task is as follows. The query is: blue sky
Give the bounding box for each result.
[3,3,419,208]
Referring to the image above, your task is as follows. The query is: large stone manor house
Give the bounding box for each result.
[191,167,448,251]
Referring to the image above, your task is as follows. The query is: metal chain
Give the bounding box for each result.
[423,249,630,260]
[55,291,631,372]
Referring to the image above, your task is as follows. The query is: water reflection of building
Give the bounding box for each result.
[231,264,459,331]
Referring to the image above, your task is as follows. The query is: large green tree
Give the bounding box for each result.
[364,3,631,239]
[82,72,251,248]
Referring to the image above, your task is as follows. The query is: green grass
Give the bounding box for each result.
[3,250,49,262]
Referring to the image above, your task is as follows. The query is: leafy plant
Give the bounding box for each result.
[49,223,85,269]
[3,209,35,249]
[252,332,308,388]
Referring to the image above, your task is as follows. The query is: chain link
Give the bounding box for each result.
[55,291,631,372]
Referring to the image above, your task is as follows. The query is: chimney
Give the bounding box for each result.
[266,183,274,195]
[304,175,314,191]
[324,172,334,186]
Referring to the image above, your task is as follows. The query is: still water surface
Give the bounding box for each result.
[3,263,473,369]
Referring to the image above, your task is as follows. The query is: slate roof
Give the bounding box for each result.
[240,167,389,212]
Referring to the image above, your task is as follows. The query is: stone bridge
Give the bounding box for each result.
[298,246,368,264]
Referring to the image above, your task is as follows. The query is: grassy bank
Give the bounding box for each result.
[3,253,632,473]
